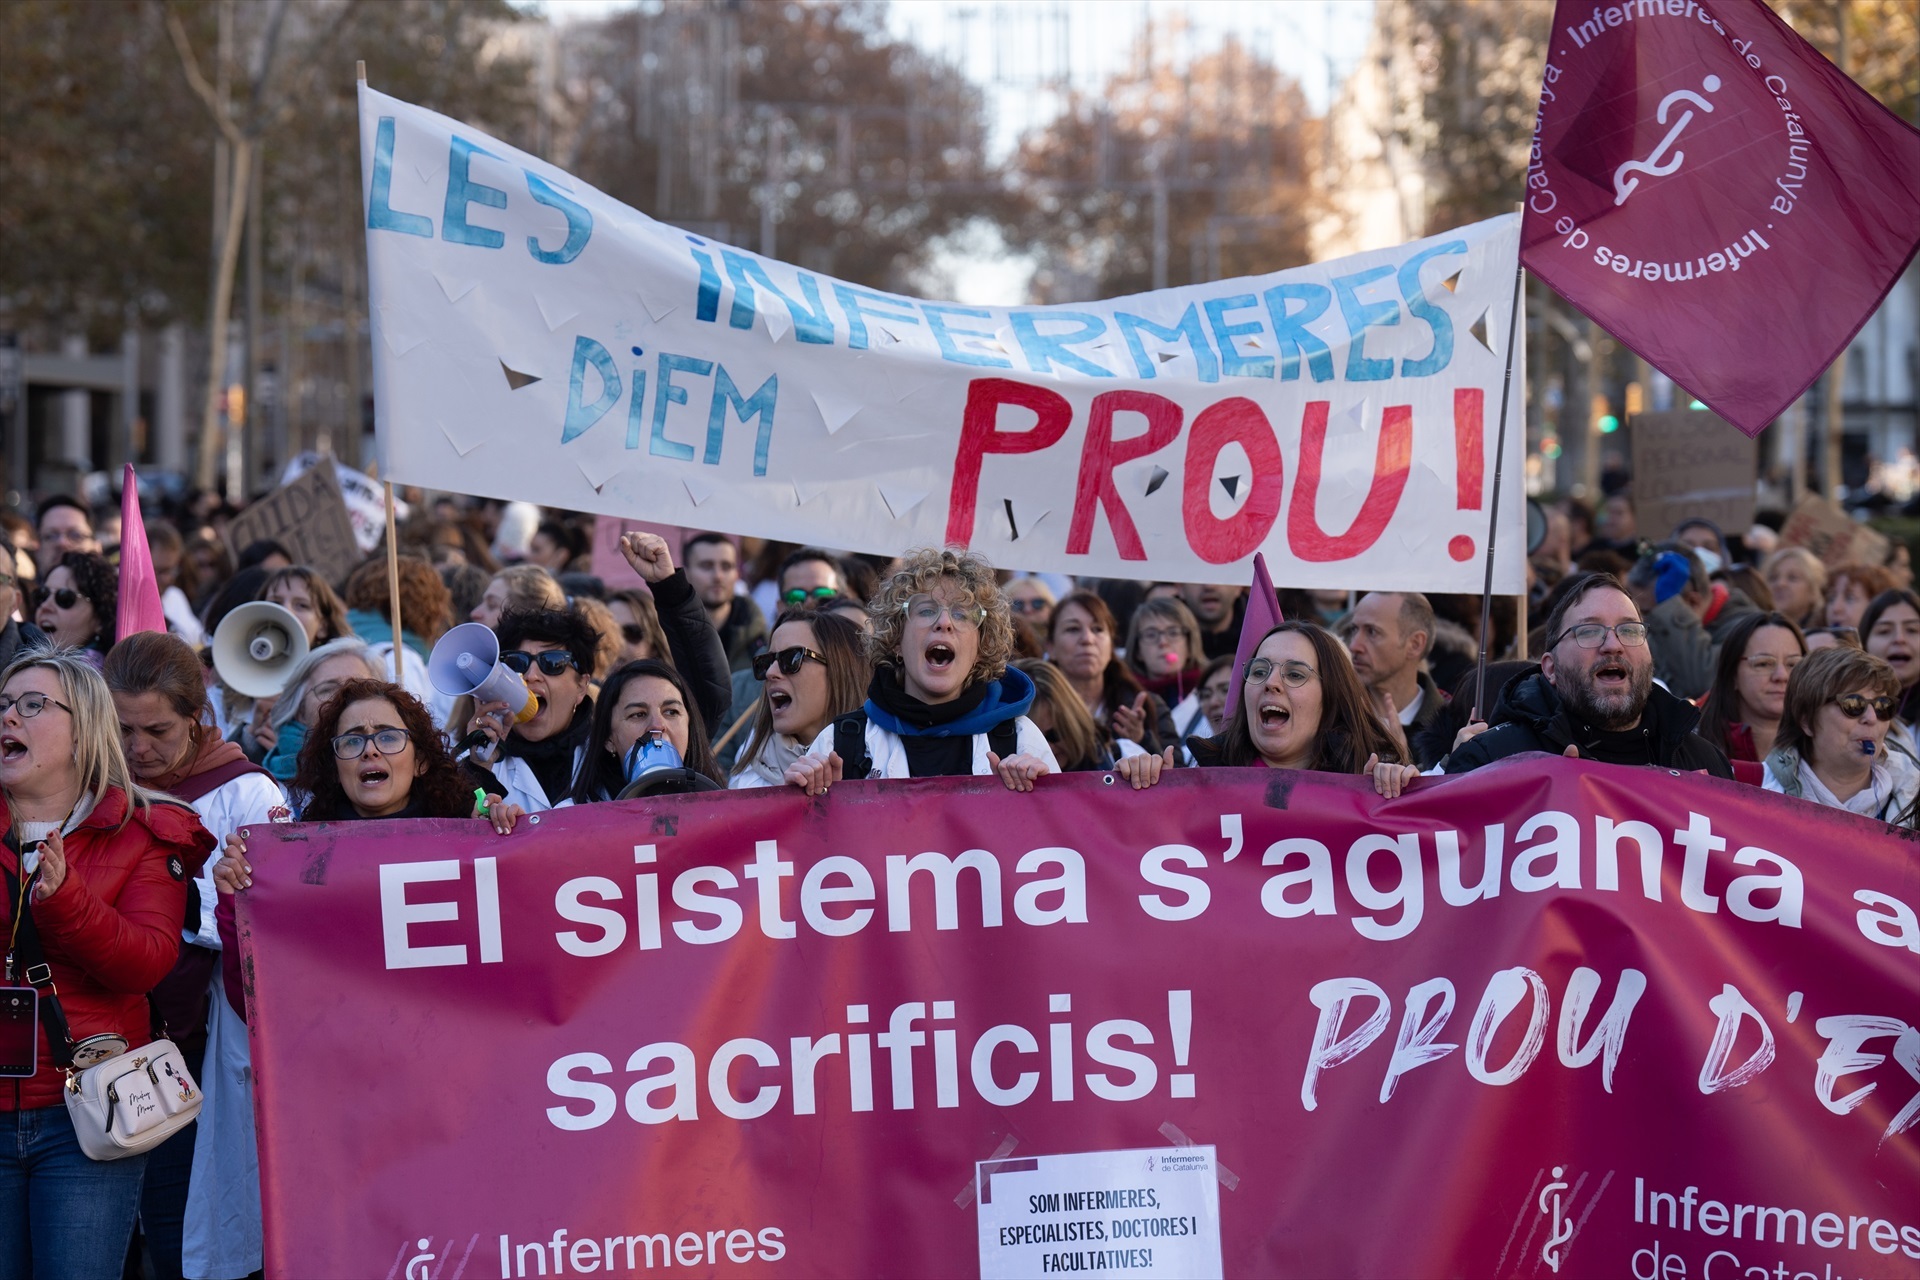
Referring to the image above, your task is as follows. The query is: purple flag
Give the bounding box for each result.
[1230,551,1283,683]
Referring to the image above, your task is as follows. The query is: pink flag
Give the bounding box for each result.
[1230,551,1283,683]
[1521,0,1920,436]
[116,464,167,641]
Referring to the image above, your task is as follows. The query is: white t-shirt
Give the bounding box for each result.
[186,772,290,949]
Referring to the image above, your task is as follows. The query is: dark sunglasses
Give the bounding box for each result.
[782,586,840,605]
[1834,693,1897,721]
[619,623,650,645]
[500,650,580,677]
[753,646,827,680]
[37,587,80,610]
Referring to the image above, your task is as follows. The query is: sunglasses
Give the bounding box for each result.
[619,623,650,645]
[782,586,840,605]
[36,587,80,610]
[1834,693,1897,721]
[754,646,827,680]
[501,650,580,677]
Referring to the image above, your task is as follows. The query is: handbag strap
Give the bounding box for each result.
[2,832,75,1068]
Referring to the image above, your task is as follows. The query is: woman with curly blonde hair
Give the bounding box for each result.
[789,548,1062,791]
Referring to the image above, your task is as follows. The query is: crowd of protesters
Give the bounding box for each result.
[3,476,1918,1277]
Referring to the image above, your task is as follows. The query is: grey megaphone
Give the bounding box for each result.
[429,622,538,724]
[212,601,311,698]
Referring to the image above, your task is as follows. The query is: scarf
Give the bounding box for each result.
[144,727,252,795]
[264,720,307,783]
[863,665,1034,738]
[734,731,811,788]
[503,697,594,805]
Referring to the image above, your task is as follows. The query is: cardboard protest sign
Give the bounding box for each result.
[1629,408,1756,540]
[242,759,1920,1276]
[359,86,1525,590]
[1779,494,1891,568]
[224,463,360,584]
[281,452,409,555]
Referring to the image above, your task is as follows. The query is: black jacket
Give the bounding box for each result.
[650,569,733,735]
[1437,666,1733,778]
[0,619,46,672]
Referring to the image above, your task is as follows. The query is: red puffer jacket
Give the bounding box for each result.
[1,787,215,1111]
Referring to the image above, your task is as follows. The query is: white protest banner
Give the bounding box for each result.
[976,1147,1224,1279]
[359,86,1524,589]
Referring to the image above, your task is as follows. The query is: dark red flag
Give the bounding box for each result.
[1521,0,1920,436]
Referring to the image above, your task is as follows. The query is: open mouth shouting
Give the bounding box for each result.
[768,688,794,714]
[924,641,957,674]
[0,733,27,766]
[1257,701,1292,731]
[1589,657,1632,691]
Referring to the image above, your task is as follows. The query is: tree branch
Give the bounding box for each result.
[164,1,243,147]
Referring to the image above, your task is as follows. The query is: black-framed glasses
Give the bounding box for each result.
[1835,693,1897,721]
[782,586,840,605]
[1548,622,1649,650]
[1244,658,1317,688]
[753,646,828,680]
[901,594,986,629]
[501,650,579,677]
[0,692,72,719]
[330,727,411,760]
[35,587,80,611]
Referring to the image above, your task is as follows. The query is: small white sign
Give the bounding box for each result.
[975,1146,1223,1279]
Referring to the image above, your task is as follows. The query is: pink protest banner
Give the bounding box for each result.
[239,759,1920,1278]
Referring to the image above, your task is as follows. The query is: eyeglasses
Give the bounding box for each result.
[1548,622,1649,650]
[500,650,580,677]
[1743,655,1803,677]
[782,586,840,606]
[1834,693,1898,721]
[1008,598,1049,615]
[330,727,412,759]
[902,595,986,629]
[1136,627,1184,645]
[36,587,80,611]
[619,623,650,645]
[1244,658,1317,688]
[41,528,92,547]
[0,692,72,719]
[753,645,828,680]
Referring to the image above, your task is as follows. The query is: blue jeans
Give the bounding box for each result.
[0,1105,149,1280]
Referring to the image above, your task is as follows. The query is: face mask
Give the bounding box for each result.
[1693,546,1723,576]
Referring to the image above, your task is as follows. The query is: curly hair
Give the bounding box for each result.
[293,678,474,820]
[342,554,453,643]
[1201,621,1402,772]
[51,550,117,649]
[259,565,353,644]
[865,548,1012,683]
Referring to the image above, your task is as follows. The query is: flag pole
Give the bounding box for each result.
[1471,235,1528,720]
[360,60,401,685]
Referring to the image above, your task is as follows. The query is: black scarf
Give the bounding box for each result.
[503,697,594,806]
[866,666,986,777]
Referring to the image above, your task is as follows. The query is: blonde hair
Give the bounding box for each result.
[2,643,165,825]
[1763,546,1829,598]
[491,564,567,615]
[865,548,1012,683]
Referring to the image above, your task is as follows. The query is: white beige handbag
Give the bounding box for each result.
[63,1038,202,1161]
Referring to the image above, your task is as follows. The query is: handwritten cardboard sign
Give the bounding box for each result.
[1628,409,1756,542]
[225,463,361,585]
[1778,493,1890,569]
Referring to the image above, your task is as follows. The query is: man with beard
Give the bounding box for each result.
[1437,572,1732,776]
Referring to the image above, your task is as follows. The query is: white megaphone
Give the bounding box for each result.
[429,622,539,724]
[212,601,311,699]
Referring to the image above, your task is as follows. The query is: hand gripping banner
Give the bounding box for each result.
[240,757,1920,1277]
[359,85,1524,590]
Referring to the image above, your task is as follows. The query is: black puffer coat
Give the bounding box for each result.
[1437,666,1733,778]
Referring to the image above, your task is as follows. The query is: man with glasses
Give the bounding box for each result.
[684,532,766,674]
[1437,572,1732,777]
[0,535,48,669]
[776,547,847,608]
[34,495,99,575]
